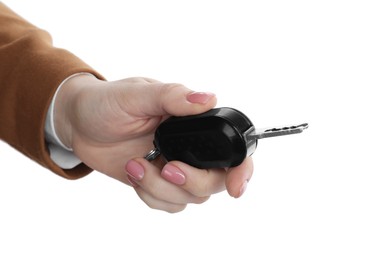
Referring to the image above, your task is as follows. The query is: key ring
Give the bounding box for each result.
[144,148,160,161]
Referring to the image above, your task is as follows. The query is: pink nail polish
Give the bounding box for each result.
[125,160,144,181]
[127,175,139,187]
[187,92,215,104]
[161,164,186,185]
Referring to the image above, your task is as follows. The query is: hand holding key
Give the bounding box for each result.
[54,74,253,213]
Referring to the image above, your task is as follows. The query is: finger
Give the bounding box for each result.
[128,175,187,213]
[125,158,209,205]
[114,81,217,117]
[134,187,188,213]
[160,161,227,197]
[225,157,254,198]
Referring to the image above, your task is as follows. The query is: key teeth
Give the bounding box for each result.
[248,123,309,140]
[298,123,309,129]
[264,123,308,133]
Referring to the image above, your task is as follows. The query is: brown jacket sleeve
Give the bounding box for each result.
[0,3,104,179]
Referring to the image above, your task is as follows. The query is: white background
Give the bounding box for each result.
[1,0,366,259]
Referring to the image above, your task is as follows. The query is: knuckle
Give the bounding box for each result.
[190,178,212,197]
[164,82,185,89]
[165,204,187,214]
[185,169,226,197]
[193,196,210,204]
[162,83,187,96]
[197,171,214,196]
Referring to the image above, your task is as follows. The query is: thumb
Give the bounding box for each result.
[119,81,217,117]
[160,83,217,116]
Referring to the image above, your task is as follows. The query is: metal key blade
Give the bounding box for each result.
[247,123,309,141]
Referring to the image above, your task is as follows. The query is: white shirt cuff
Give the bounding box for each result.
[45,73,93,169]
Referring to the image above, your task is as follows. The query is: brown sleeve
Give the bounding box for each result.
[0,3,105,179]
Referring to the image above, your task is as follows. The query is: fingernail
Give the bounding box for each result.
[187,92,215,104]
[238,180,248,198]
[127,175,139,187]
[125,160,144,181]
[161,164,186,185]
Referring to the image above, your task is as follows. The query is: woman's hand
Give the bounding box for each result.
[54,74,254,213]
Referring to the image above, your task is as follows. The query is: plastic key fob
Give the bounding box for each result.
[145,107,308,169]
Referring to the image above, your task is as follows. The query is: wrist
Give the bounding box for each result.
[53,73,99,149]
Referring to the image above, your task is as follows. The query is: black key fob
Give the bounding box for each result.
[152,107,256,168]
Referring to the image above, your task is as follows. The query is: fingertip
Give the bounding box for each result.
[161,83,217,116]
[226,157,254,198]
[237,180,248,198]
[127,174,139,188]
[125,159,145,181]
[247,157,254,182]
[161,164,186,185]
[186,91,216,104]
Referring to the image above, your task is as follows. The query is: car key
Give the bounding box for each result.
[144,107,308,169]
